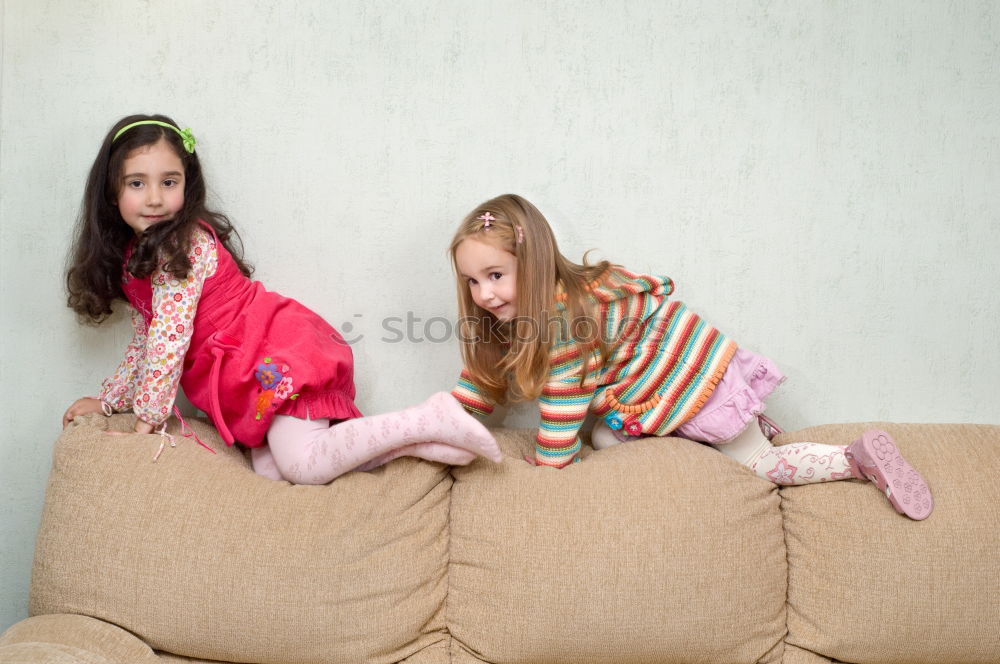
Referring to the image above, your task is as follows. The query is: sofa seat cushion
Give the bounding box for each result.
[29,415,452,664]
[446,429,788,664]
[779,423,1000,664]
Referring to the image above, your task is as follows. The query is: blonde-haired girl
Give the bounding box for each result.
[449,193,932,520]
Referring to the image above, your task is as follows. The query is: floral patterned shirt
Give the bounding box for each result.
[100,229,218,426]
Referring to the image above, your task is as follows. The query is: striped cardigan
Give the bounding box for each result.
[452,267,737,468]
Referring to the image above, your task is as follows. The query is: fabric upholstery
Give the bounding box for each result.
[9,416,1000,663]
[0,614,157,664]
[447,429,787,664]
[778,423,1000,664]
[781,643,833,664]
[29,414,450,664]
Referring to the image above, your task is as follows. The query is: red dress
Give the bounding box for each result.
[116,224,361,447]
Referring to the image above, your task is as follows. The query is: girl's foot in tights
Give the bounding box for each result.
[353,442,477,472]
[263,392,501,484]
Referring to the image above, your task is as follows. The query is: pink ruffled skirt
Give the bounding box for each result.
[673,347,785,444]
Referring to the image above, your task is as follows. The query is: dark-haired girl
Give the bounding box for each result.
[63,115,500,483]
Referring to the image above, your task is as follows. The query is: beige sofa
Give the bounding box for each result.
[2,414,999,663]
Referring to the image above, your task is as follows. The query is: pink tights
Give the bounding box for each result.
[250,392,502,484]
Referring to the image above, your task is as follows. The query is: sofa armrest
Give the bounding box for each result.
[0,614,158,663]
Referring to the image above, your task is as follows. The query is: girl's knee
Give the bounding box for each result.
[264,415,333,484]
[591,422,623,450]
[250,445,285,481]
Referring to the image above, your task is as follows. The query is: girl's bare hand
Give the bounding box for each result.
[62,397,104,427]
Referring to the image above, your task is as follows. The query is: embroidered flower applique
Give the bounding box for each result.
[254,358,300,421]
[275,376,294,400]
[255,362,283,390]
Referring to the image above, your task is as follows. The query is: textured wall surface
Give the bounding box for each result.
[2,0,998,632]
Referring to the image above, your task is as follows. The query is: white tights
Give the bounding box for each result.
[712,424,858,484]
[592,421,858,485]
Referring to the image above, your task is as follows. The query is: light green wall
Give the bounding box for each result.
[2,0,998,632]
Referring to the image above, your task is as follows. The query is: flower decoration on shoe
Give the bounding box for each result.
[845,430,933,520]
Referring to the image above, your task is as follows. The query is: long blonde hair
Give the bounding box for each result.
[449,194,611,404]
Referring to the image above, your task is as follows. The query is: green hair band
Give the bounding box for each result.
[112,120,197,154]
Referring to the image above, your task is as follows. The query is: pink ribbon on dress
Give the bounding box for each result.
[172,405,217,454]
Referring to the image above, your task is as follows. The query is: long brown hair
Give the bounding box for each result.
[449,194,611,404]
[66,114,253,323]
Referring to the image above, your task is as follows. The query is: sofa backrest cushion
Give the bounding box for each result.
[445,429,788,664]
[779,422,1000,664]
[30,415,450,664]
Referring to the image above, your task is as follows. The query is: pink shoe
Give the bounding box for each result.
[844,430,933,520]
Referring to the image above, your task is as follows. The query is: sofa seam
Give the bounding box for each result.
[445,466,455,664]
[777,484,791,664]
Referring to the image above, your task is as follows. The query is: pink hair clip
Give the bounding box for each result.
[516,225,524,244]
[477,212,496,228]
